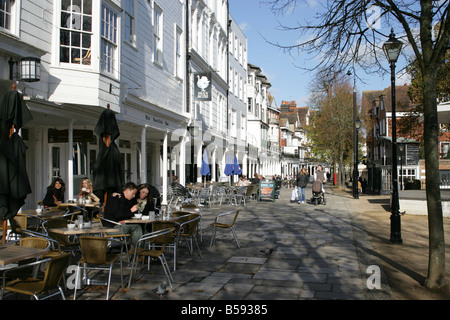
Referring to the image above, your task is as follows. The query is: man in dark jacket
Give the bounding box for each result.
[171,175,192,201]
[103,182,142,246]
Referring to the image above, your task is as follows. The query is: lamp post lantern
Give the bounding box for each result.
[383,29,403,244]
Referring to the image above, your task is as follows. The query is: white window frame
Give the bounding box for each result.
[60,0,93,65]
[124,0,135,45]
[100,4,118,76]
[230,109,237,137]
[0,0,19,35]
[153,3,163,65]
[175,25,182,79]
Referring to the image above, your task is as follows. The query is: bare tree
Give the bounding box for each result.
[264,0,449,289]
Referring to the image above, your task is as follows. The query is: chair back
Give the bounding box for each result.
[151,221,177,244]
[137,228,175,253]
[20,237,50,250]
[179,213,201,236]
[181,204,202,214]
[172,210,191,218]
[215,210,240,227]
[41,253,71,292]
[229,210,240,227]
[79,236,108,264]
[44,218,71,246]
[10,214,27,234]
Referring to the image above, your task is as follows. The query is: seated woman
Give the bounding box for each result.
[78,178,100,203]
[42,178,66,207]
[136,184,153,215]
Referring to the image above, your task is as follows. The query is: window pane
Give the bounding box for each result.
[61,0,71,10]
[82,33,90,48]
[61,11,70,28]
[60,47,70,63]
[72,12,81,30]
[83,16,91,32]
[83,0,92,14]
[71,31,80,46]
[71,48,80,63]
[60,29,70,45]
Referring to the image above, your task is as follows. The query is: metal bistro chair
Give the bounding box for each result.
[210,209,241,248]
[232,186,247,206]
[98,216,132,263]
[7,214,28,242]
[128,229,175,289]
[151,220,179,271]
[74,236,124,300]
[43,218,80,255]
[180,203,203,242]
[176,213,203,259]
[1,253,71,300]
[198,187,213,207]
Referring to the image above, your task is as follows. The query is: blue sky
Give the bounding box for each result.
[228,0,411,107]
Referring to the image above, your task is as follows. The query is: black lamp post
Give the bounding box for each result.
[383,29,403,244]
[347,69,359,199]
[399,144,404,191]
[354,117,361,198]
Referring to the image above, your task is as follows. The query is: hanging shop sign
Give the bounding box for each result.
[194,72,212,101]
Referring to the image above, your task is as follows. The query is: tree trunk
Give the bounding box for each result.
[423,69,448,288]
[339,142,345,190]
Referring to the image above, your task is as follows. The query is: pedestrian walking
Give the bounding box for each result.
[296,168,309,204]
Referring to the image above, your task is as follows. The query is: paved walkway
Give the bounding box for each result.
[70,185,393,302]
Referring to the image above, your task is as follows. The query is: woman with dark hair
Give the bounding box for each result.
[42,178,66,207]
[136,183,153,215]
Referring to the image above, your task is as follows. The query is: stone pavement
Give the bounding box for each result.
[69,185,393,302]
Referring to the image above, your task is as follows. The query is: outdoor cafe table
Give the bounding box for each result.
[0,244,48,266]
[22,209,67,220]
[60,202,101,208]
[60,202,102,221]
[122,214,188,225]
[47,222,117,236]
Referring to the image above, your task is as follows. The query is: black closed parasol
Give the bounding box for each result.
[0,84,33,242]
[92,104,124,206]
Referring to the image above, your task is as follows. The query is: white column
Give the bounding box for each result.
[212,147,216,182]
[242,154,247,177]
[67,120,74,200]
[196,146,202,183]
[180,136,186,185]
[162,132,168,205]
[141,126,147,184]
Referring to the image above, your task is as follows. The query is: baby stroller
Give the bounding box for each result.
[311,180,325,205]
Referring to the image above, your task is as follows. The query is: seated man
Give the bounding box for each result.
[171,175,192,202]
[103,182,142,247]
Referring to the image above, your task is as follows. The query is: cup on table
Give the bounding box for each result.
[134,213,142,219]
[68,223,76,229]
